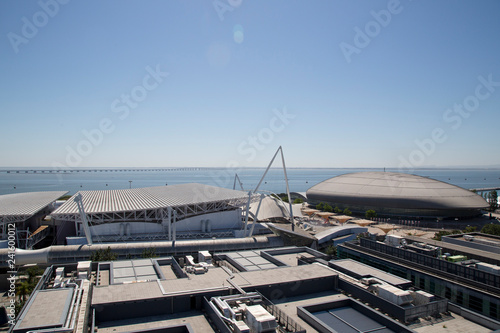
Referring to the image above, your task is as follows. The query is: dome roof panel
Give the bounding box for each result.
[306,172,488,211]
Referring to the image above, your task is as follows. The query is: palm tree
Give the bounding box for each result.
[16,281,30,303]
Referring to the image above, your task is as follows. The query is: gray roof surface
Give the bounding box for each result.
[97,311,211,333]
[92,263,337,305]
[52,183,249,215]
[111,258,160,284]
[0,191,67,220]
[223,249,280,271]
[313,307,396,333]
[329,259,411,287]
[272,252,314,266]
[306,172,488,210]
[406,235,500,263]
[15,288,73,330]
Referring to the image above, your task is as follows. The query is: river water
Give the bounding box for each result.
[1,167,499,196]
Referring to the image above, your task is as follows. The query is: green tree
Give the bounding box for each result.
[15,300,25,317]
[142,247,158,258]
[365,210,377,219]
[343,208,352,216]
[433,229,462,241]
[357,232,370,240]
[463,226,477,233]
[316,202,325,210]
[324,204,333,212]
[25,266,43,289]
[293,198,304,204]
[90,246,118,262]
[481,223,500,236]
[487,190,498,211]
[334,207,342,214]
[16,281,30,303]
[325,245,337,257]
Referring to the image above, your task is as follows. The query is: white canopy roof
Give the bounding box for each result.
[51,184,252,223]
[0,191,68,223]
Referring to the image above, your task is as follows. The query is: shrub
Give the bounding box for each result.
[90,246,118,262]
[365,210,377,219]
[481,223,500,236]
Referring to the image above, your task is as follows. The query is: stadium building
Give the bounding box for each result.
[306,172,488,219]
[51,184,258,245]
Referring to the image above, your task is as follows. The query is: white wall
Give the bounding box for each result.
[167,209,242,233]
[87,209,243,237]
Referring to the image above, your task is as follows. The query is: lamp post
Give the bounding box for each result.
[129,180,132,189]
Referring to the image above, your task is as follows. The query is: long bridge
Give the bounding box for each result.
[0,168,202,174]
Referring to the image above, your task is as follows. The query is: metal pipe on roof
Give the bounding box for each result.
[9,236,284,265]
[64,283,80,329]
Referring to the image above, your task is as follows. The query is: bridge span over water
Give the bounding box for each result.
[0,168,201,174]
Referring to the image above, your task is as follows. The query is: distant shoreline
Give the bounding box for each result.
[1,166,500,171]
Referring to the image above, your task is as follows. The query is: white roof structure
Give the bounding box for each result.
[307,172,489,217]
[51,184,254,223]
[314,225,368,245]
[0,191,68,223]
[249,196,289,221]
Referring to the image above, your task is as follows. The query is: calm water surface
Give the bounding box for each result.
[0,167,499,196]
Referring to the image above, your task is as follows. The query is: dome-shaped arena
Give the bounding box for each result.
[306,172,488,218]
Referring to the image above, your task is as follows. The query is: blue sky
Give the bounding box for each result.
[1,0,499,169]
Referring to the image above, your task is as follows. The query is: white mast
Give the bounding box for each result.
[74,193,93,245]
[253,146,294,231]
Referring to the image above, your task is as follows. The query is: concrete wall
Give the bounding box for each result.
[251,274,337,302]
[443,233,500,254]
[93,296,190,322]
[448,303,500,330]
[337,279,447,323]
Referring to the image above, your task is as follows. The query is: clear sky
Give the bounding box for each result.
[1,0,499,169]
